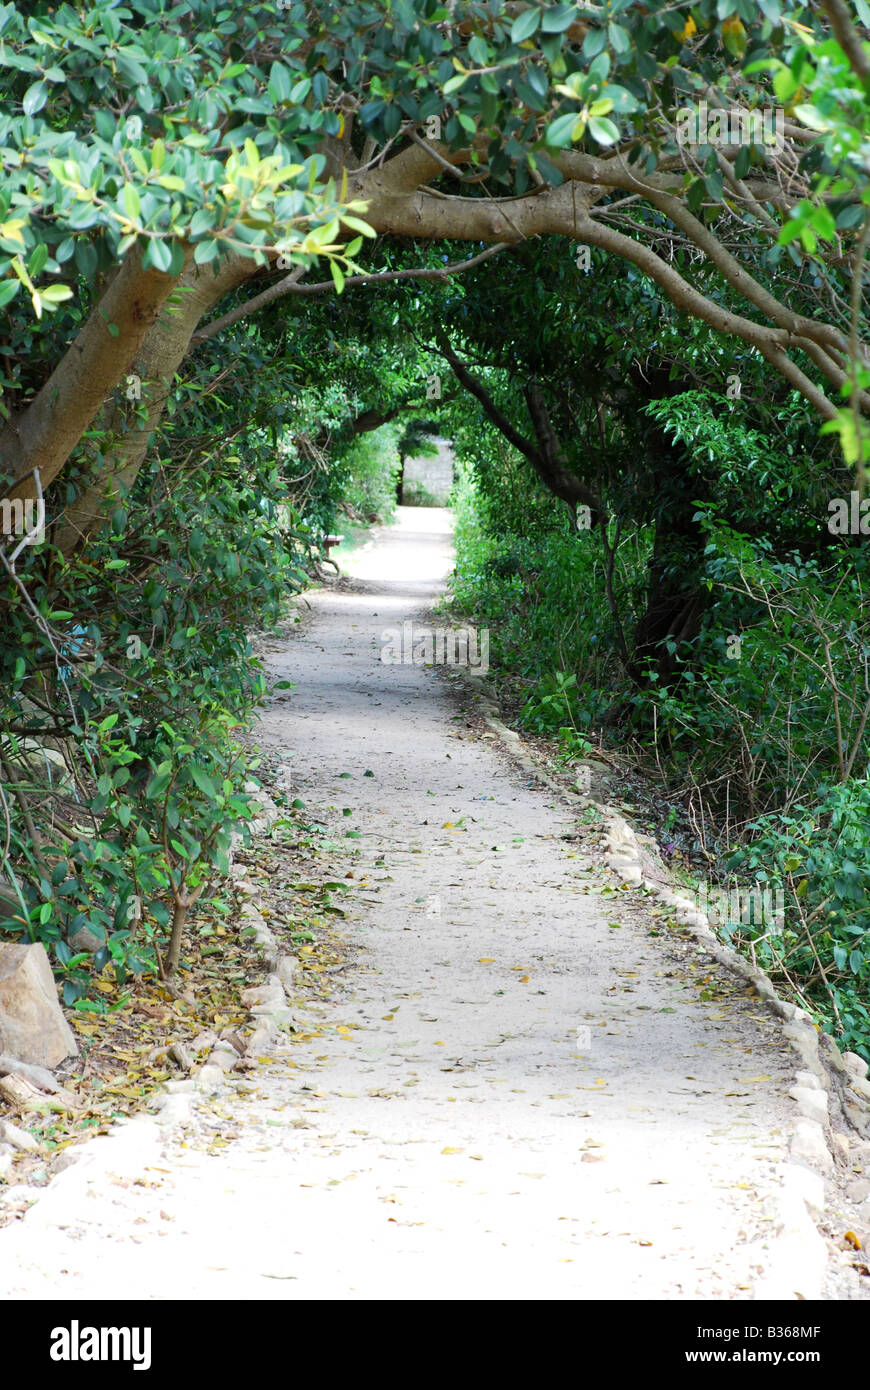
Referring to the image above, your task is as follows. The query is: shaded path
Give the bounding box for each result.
[0,508,808,1299]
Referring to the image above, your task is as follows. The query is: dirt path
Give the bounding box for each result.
[0,508,837,1299]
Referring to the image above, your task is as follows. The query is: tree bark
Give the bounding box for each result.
[0,245,182,505]
[53,254,253,553]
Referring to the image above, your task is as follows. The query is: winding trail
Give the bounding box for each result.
[0,508,814,1299]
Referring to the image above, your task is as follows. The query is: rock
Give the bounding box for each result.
[194,1064,225,1094]
[49,1150,80,1176]
[790,1120,833,1173]
[0,1073,74,1112]
[190,1029,218,1054]
[844,1101,870,1136]
[68,925,105,955]
[0,1145,13,1178]
[847,1078,870,1103]
[206,1047,237,1073]
[250,1004,297,1026]
[846,1178,870,1203]
[241,984,285,1009]
[0,943,77,1068]
[218,1029,245,1055]
[245,1025,276,1056]
[0,1118,42,1152]
[789,1086,828,1124]
[3,740,72,789]
[168,1041,194,1072]
[0,1052,64,1093]
[0,878,22,922]
[155,1093,194,1126]
[842,1051,869,1083]
[275,956,296,996]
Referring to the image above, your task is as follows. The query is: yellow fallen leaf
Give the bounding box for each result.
[519,975,530,983]
[435,1040,445,1046]
[441,1146,464,1154]
[442,822,454,829]
[478,958,494,964]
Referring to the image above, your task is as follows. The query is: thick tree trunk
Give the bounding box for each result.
[0,245,181,505]
[53,255,253,553]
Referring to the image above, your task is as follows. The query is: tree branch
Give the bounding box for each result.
[192,243,509,344]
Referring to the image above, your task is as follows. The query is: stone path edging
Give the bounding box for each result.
[0,781,294,1219]
[466,676,870,1300]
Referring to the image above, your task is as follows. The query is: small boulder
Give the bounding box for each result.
[0,1118,42,1152]
[275,956,296,996]
[0,943,77,1068]
[68,924,105,955]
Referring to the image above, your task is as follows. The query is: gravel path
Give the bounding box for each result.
[0,508,825,1300]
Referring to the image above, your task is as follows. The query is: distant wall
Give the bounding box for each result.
[402,436,454,505]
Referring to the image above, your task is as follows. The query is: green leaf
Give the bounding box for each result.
[145,770,172,800]
[143,239,172,273]
[39,283,73,305]
[600,83,639,113]
[545,112,584,148]
[443,74,468,96]
[468,35,489,66]
[193,239,219,264]
[608,21,630,55]
[541,3,579,33]
[511,8,541,43]
[588,115,620,146]
[269,61,292,103]
[791,104,830,133]
[23,80,48,116]
[189,765,217,798]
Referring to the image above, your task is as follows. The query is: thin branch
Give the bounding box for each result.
[192,243,510,344]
